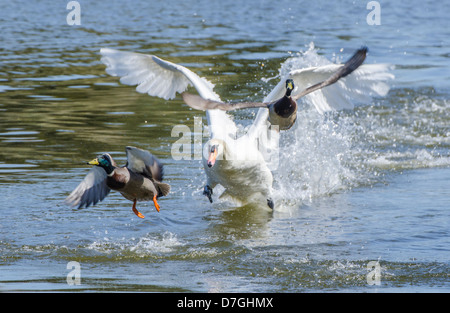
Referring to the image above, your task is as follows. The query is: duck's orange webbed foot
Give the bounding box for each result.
[131,199,145,219]
[153,195,160,212]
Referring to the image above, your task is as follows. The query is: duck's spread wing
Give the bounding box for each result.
[100,48,218,100]
[65,166,111,209]
[181,92,270,111]
[292,47,368,101]
[267,47,393,114]
[125,146,164,182]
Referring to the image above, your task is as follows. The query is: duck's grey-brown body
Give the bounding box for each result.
[268,87,297,130]
[109,168,168,202]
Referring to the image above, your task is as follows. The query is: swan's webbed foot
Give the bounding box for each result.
[267,198,274,210]
[203,185,213,203]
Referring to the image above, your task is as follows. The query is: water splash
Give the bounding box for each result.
[274,108,359,207]
[84,231,183,260]
[267,43,448,210]
[269,44,367,207]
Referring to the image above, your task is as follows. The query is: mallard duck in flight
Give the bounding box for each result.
[182,47,368,130]
[66,146,170,218]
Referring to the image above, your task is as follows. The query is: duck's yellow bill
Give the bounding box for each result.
[88,158,99,165]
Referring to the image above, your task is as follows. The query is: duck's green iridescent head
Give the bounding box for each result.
[285,79,294,96]
[88,153,114,174]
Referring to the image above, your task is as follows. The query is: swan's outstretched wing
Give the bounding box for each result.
[100,48,218,100]
[100,48,238,138]
[65,166,111,209]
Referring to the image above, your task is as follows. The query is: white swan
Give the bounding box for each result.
[99,47,393,209]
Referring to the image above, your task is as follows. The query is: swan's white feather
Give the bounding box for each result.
[100,48,237,139]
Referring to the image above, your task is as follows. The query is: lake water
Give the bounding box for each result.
[0,0,449,292]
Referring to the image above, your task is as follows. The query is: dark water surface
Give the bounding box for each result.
[0,0,449,292]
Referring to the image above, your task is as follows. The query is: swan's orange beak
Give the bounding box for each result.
[207,145,218,168]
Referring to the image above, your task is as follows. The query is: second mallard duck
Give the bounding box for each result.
[66,146,170,219]
[182,47,368,131]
